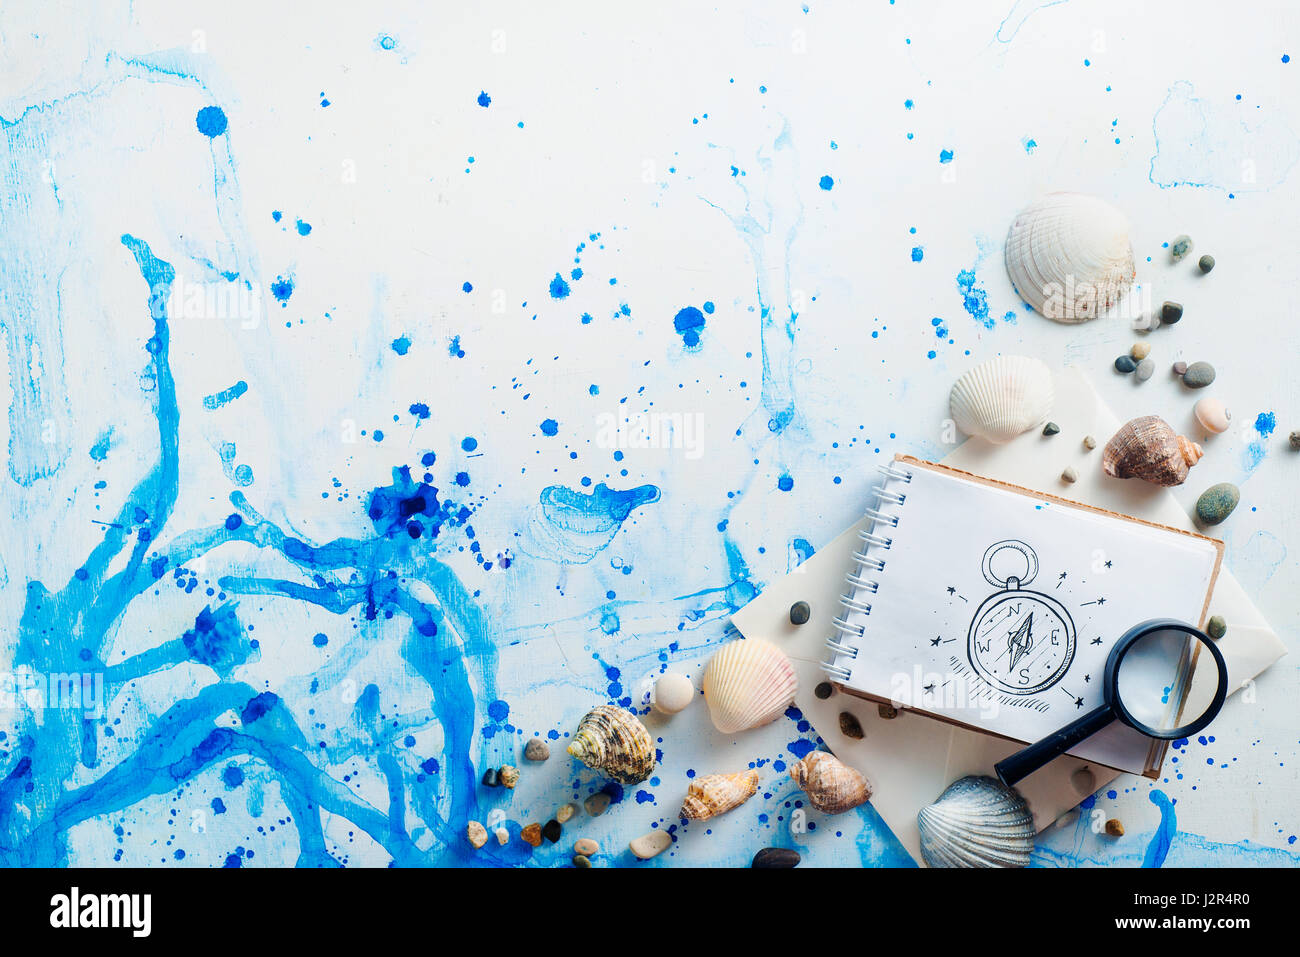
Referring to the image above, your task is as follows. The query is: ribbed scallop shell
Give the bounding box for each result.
[701,639,798,734]
[566,704,655,784]
[1102,415,1203,487]
[789,751,871,814]
[917,775,1035,868]
[1006,192,1135,323]
[680,769,759,821]
[949,356,1054,443]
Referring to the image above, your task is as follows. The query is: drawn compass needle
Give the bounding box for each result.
[1006,612,1034,672]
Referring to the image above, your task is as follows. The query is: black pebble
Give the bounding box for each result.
[481,768,500,787]
[1042,422,1060,436]
[1114,355,1137,374]
[752,847,801,868]
[789,600,811,625]
[1161,301,1183,325]
[1198,255,1215,274]
[542,819,562,843]
[814,682,834,699]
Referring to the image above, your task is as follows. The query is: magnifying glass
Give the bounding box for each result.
[995,619,1230,788]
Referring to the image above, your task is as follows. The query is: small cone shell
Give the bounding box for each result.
[789,751,871,814]
[680,769,760,821]
[1102,415,1203,487]
[701,639,798,734]
[566,704,655,785]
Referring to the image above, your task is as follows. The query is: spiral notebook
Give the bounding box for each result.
[823,456,1224,777]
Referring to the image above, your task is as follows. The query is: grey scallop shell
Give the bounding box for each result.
[917,776,1035,868]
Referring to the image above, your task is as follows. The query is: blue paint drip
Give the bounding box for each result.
[1143,790,1177,867]
[202,380,248,410]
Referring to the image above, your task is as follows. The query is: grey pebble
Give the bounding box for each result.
[1198,254,1215,274]
[814,681,834,699]
[1135,358,1155,382]
[1161,301,1184,325]
[524,738,550,762]
[1182,361,1216,389]
[1172,361,1188,377]
[1170,235,1193,261]
[752,847,801,868]
[789,600,811,625]
[1114,355,1137,374]
[1207,615,1228,640]
[1061,466,1078,484]
[583,792,612,817]
[1195,482,1240,526]
[1043,422,1060,436]
[838,711,864,740]
[1290,431,1300,451]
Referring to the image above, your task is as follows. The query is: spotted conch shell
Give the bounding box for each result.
[1005,192,1136,323]
[701,639,798,734]
[1102,415,1203,487]
[680,769,759,821]
[789,751,871,814]
[567,705,655,784]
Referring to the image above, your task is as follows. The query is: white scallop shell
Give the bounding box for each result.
[1005,192,1136,323]
[701,639,798,734]
[917,776,1035,868]
[949,355,1054,443]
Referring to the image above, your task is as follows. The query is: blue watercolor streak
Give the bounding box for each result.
[1143,790,1177,867]
[202,380,248,410]
[956,269,992,328]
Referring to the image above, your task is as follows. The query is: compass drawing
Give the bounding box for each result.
[967,540,1076,695]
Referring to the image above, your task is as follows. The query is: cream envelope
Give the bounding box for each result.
[729,367,1287,864]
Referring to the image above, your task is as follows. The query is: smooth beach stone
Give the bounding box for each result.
[1042,421,1060,436]
[1207,615,1228,640]
[1290,430,1300,451]
[542,819,562,844]
[629,829,672,859]
[1195,482,1240,526]
[1131,342,1151,361]
[1135,358,1155,381]
[838,711,864,739]
[1170,234,1193,261]
[1060,466,1078,484]
[1114,355,1138,374]
[1198,254,1215,273]
[556,803,576,824]
[814,681,834,699]
[1182,361,1216,389]
[480,767,500,787]
[1105,818,1125,837]
[467,821,488,849]
[1070,767,1096,795]
[1172,361,1188,377]
[524,738,550,762]
[574,838,600,857]
[1161,301,1183,325]
[521,823,543,847]
[584,792,612,817]
[495,827,509,845]
[1194,397,1231,434]
[877,703,899,720]
[752,847,801,869]
[498,765,519,789]
[789,600,811,625]
[572,854,593,868]
[1082,434,1097,450]
[652,672,695,714]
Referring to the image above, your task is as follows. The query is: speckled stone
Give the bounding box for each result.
[814,681,834,699]
[1183,361,1216,389]
[629,830,671,859]
[556,803,576,824]
[1161,301,1184,325]
[498,765,519,789]
[1061,466,1078,484]
[1105,818,1125,837]
[524,738,550,762]
[1207,615,1228,640]
[1170,235,1193,261]
[521,823,542,847]
[1290,431,1300,451]
[1114,355,1138,374]
[1131,342,1151,361]
[1042,421,1060,436]
[1198,254,1215,274]
[838,711,864,739]
[789,600,811,625]
[1082,435,1097,450]
[467,821,488,849]
[752,847,801,868]
[574,838,599,857]
[1135,358,1155,382]
[584,792,612,817]
[878,703,899,720]
[1195,482,1240,526]
[1172,361,1188,377]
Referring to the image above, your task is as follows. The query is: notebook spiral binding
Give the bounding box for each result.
[821,462,914,682]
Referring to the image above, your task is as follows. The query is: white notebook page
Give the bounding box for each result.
[828,458,1221,774]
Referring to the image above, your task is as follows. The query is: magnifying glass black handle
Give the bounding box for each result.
[995,705,1116,787]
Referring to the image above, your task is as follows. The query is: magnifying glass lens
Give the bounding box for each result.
[1116,627,1221,734]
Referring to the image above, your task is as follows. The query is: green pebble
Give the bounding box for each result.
[1043,422,1060,436]
[1182,361,1216,389]
[1195,482,1240,526]
[1207,615,1227,640]
[1198,254,1215,274]
[572,854,593,868]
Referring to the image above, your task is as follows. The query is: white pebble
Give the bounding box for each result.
[1135,358,1155,382]
[495,827,509,845]
[652,672,695,715]
[630,830,672,859]
[1061,467,1077,484]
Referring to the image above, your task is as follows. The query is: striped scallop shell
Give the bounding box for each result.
[1005,192,1135,323]
[681,769,760,821]
[789,751,872,814]
[566,704,655,785]
[917,776,1035,868]
[701,639,798,734]
[949,355,1054,444]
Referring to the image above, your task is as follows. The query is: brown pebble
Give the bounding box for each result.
[574,837,599,856]
[556,803,576,824]
[521,823,543,847]
[1105,818,1125,837]
[878,703,898,720]
[524,738,550,762]
[584,792,612,817]
[814,682,834,699]
[498,765,519,789]
[1082,435,1097,451]
[838,711,864,739]
[1172,361,1188,376]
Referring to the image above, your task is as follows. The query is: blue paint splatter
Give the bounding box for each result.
[819,174,834,190]
[956,270,992,328]
[195,106,228,138]
[939,148,954,164]
[476,91,491,108]
[549,273,570,299]
[540,418,559,436]
[673,306,706,348]
[392,336,411,356]
[270,276,294,306]
[911,246,924,262]
[202,380,248,410]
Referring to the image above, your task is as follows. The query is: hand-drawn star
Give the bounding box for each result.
[923,682,936,694]
[946,586,956,595]
[1096,597,1106,605]
[1084,674,1091,683]
[1090,637,1103,646]
[930,636,942,647]
[1074,696,1085,709]
[1104,560,1113,568]
[1058,572,1067,580]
